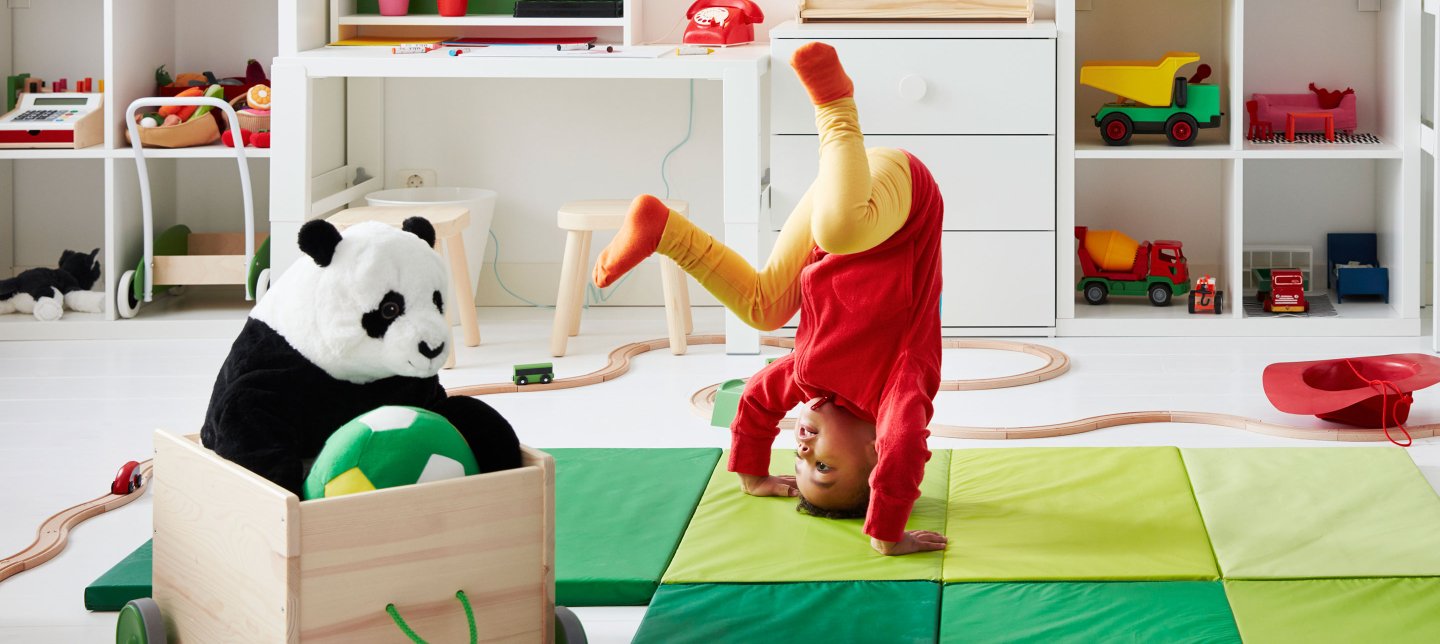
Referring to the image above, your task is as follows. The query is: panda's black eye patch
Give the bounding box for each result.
[433,290,444,314]
[362,291,406,338]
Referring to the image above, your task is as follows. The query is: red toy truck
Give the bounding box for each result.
[1262,269,1309,313]
[1075,226,1190,306]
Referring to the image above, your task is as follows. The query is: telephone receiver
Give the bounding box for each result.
[683,0,764,47]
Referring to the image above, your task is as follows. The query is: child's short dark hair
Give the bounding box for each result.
[796,490,869,520]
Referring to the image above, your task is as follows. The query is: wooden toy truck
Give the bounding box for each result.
[1075,226,1190,306]
[135,431,568,643]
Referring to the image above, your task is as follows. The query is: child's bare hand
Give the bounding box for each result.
[871,530,948,556]
[738,473,799,497]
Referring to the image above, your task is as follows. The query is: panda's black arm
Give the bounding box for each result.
[204,388,308,495]
[431,395,523,473]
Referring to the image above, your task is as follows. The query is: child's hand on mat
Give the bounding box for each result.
[871,530,948,556]
[738,473,799,497]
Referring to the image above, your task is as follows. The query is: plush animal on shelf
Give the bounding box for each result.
[0,249,104,321]
[201,218,521,495]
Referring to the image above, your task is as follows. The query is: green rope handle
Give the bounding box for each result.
[386,590,477,644]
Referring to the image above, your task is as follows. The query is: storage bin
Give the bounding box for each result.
[365,187,497,299]
[151,431,555,642]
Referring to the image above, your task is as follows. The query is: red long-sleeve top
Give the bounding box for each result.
[729,151,943,542]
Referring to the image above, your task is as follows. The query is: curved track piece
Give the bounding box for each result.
[0,460,154,585]
[446,336,1069,397]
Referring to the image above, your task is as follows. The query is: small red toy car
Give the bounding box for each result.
[1188,275,1223,314]
[1262,269,1309,313]
[111,461,143,495]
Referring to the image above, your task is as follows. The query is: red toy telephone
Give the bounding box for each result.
[683,0,764,47]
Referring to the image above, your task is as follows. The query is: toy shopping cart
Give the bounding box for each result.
[116,96,269,318]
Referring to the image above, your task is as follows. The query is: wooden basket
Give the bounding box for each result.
[796,0,1033,23]
[124,113,221,149]
[152,431,556,643]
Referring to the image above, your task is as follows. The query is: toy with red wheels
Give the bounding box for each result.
[1081,53,1223,146]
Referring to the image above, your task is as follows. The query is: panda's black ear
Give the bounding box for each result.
[402,217,437,248]
[299,220,344,267]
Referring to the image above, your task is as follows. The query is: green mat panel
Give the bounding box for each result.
[549,448,719,606]
[1182,447,1440,579]
[943,447,1218,582]
[940,581,1241,643]
[635,582,940,644]
[1226,578,1440,643]
[662,449,950,583]
[84,540,152,611]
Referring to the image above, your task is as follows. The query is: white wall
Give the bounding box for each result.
[1243,159,1378,280]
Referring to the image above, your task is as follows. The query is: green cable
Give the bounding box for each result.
[490,79,697,309]
[386,590,478,644]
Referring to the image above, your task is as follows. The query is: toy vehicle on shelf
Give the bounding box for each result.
[1260,269,1309,313]
[513,362,555,385]
[1080,52,1223,146]
[1188,275,1223,314]
[1075,226,1190,307]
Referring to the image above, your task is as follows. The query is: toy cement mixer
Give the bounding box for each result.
[1075,227,1190,306]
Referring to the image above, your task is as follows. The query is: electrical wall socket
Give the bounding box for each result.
[397,169,436,189]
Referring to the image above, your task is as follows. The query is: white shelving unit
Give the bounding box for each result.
[1427,0,1440,350]
[0,0,277,340]
[329,0,644,45]
[1058,0,1420,337]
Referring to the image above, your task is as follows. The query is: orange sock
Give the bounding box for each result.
[791,42,853,105]
[593,195,671,288]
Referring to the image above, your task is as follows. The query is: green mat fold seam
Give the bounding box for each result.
[1177,449,1225,581]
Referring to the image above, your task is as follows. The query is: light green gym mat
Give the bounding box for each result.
[549,448,720,605]
[942,447,1219,582]
[634,581,941,644]
[1225,578,1440,643]
[940,581,1241,643]
[1182,447,1440,579]
[661,449,951,583]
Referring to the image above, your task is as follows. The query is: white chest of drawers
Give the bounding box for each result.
[768,20,1058,333]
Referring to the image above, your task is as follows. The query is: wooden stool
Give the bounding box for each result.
[328,205,480,369]
[552,199,692,358]
[1286,111,1335,142]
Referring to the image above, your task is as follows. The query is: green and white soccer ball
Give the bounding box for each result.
[304,406,479,500]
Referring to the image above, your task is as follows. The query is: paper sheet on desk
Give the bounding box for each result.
[450,46,671,59]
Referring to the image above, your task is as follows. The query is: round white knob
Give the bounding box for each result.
[898,75,928,102]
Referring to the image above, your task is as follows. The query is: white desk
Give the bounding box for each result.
[269,46,771,354]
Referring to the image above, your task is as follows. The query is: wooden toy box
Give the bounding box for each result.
[151,431,555,643]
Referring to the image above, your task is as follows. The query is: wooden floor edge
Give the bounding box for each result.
[0,459,154,585]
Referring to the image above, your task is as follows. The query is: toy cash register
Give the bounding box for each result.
[0,92,103,149]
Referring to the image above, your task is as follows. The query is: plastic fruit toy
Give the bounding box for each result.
[252,131,271,148]
[247,84,271,111]
[221,128,254,148]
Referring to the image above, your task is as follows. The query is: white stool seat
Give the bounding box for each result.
[329,205,480,369]
[552,199,693,357]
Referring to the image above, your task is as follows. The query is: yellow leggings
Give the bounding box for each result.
[656,98,914,331]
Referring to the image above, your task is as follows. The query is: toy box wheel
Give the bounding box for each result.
[1082,282,1108,305]
[116,598,166,644]
[1099,114,1133,146]
[1165,114,1199,146]
[117,271,142,319]
[1148,283,1173,307]
[555,606,587,644]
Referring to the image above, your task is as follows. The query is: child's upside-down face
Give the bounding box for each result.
[794,399,877,515]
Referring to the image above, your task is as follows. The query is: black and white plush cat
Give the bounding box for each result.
[0,249,105,321]
[201,218,521,494]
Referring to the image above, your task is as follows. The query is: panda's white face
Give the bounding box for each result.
[253,220,452,384]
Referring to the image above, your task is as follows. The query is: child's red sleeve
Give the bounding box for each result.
[863,353,939,543]
[728,355,805,477]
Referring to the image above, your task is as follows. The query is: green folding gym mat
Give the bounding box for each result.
[634,582,941,644]
[943,447,1219,582]
[1225,578,1440,643]
[1182,447,1440,579]
[549,448,720,605]
[940,582,1241,643]
[84,540,152,611]
[662,449,951,583]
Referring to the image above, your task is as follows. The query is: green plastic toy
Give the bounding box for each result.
[303,406,479,500]
[513,362,555,385]
[710,379,746,428]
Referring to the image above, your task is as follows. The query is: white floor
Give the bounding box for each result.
[2,306,1438,643]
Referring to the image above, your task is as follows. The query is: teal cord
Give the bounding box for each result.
[489,79,697,308]
[386,590,478,644]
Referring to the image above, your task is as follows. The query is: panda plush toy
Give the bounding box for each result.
[201,217,521,494]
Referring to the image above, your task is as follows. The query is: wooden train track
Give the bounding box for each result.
[446,335,1070,397]
[0,460,154,585]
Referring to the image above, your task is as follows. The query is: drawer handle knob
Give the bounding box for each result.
[898,75,928,102]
